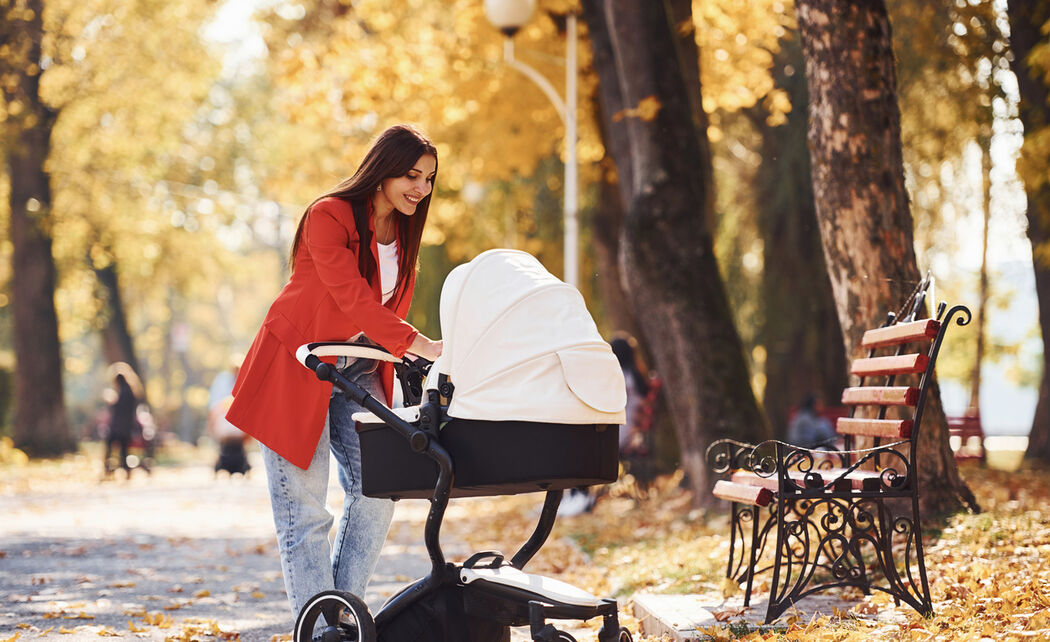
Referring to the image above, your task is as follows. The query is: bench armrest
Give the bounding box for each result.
[710,438,914,495]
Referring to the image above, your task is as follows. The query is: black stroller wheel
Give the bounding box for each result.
[617,627,633,642]
[294,590,376,642]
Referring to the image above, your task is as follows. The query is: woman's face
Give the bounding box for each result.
[377,153,437,215]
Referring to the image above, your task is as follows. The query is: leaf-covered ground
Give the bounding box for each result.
[441,461,1050,641]
[2,440,1048,641]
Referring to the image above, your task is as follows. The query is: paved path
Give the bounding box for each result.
[0,453,471,641]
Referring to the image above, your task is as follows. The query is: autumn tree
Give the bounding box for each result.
[795,0,977,514]
[889,0,1010,424]
[748,33,847,436]
[1,0,74,456]
[1007,1,1050,464]
[580,0,769,504]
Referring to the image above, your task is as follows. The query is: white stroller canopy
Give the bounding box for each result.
[427,249,626,425]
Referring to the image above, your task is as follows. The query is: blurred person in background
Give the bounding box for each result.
[787,393,837,448]
[102,363,144,479]
[208,355,251,476]
[610,335,650,453]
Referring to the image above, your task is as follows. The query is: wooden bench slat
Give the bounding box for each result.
[860,319,940,348]
[731,469,778,491]
[732,468,884,491]
[841,386,919,406]
[851,353,929,377]
[837,417,913,438]
[713,480,773,506]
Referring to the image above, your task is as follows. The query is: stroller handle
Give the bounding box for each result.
[295,341,402,367]
[299,345,455,578]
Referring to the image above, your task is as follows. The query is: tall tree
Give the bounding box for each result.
[1,0,75,456]
[749,35,848,436]
[94,259,143,382]
[795,0,977,514]
[580,0,770,505]
[1007,1,1050,464]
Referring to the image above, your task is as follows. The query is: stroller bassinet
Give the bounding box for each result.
[355,248,625,498]
[295,249,631,642]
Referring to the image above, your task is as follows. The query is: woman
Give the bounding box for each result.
[226,124,443,620]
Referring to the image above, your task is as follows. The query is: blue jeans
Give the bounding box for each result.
[261,372,396,618]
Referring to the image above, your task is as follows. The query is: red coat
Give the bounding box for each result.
[226,197,418,469]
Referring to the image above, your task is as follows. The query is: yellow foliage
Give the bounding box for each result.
[694,0,792,118]
[0,437,29,466]
[613,96,662,123]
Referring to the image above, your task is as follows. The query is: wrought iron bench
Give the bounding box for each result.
[706,283,970,622]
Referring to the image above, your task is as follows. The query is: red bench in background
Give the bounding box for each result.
[947,410,985,463]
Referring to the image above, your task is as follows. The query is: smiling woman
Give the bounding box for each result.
[224,124,444,625]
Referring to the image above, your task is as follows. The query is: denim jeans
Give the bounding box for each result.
[261,372,396,618]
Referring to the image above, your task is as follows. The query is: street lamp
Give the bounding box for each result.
[484,0,579,289]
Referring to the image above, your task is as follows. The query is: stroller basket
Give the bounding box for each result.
[357,418,619,499]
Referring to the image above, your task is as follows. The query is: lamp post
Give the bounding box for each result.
[484,0,579,289]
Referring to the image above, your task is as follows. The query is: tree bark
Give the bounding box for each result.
[589,89,642,341]
[590,156,641,339]
[2,0,75,456]
[581,0,770,506]
[1006,0,1050,464]
[968,134,991,414]
[796,0,976,515]
[751,36,848,437]
[94,261,146,394]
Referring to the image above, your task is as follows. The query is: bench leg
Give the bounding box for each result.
[765,498,798,623]
[727,503,741,581]
[727,502,763,608]
[869,497,933,617]
[743,505,761,607]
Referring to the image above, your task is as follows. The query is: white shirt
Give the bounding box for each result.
[378,239,399,304]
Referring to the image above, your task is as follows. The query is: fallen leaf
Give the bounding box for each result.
[720,576,741,598]
[712,606,746,621]
[852,602,879,615]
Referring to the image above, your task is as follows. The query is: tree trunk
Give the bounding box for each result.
[1006,0,1050,464]
[968,134,991,413]
[590,96,642,341]
[94,261,145,392]
[591,161,642,338]
[581,0,770,506]
[796,0,976,515]
[752,36,848,437]
[2,0,75,457]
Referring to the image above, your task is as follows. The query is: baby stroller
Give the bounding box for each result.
[294,250,633,642]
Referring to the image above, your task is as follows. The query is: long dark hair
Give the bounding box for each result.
[611,337,649,395]
[289,124,438,306]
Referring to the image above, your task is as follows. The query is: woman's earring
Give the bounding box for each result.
[376,185,382,192]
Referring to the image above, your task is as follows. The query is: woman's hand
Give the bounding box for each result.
[408,333,443,361]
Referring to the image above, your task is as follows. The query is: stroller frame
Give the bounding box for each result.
[296,350,630,642]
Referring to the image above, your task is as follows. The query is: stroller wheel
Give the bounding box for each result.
[294,590,375,642]
[617,628,633,642]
